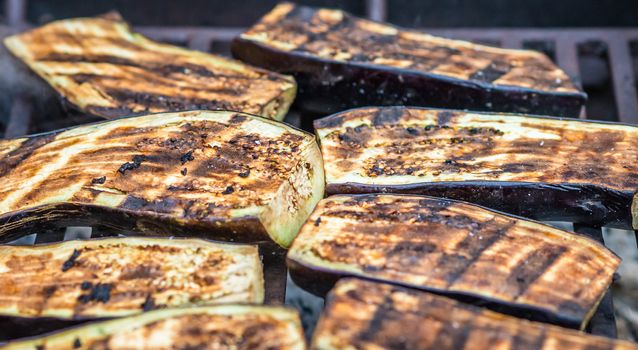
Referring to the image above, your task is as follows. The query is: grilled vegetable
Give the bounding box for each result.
[232,3,585,118]
[0,110,324,248]
[0,304,305,349]
[313,278,638,350]
[0,237,263,340]
[4,12,296,121]
[288,194,619,329]
[314,106,638,228]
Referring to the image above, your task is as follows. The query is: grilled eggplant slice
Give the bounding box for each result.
[0,110,324,248]
[0,304,305,349]
[4,13,296,121]
[288,194,620,329]
[0,237,263,340]
[313,278,638,350]
[232,3,585,118]
[315,106,638,227]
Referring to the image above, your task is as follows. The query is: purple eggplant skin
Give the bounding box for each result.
[0,203,267,245]
[231,38,586,118]
[287,257,596,331]
[0,316,97,341]
[327,182,633,229]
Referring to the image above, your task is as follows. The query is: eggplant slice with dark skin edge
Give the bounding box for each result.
[0,304,306,350]
[3,12,296,122]
[0,110,325,248]
[313,278,638,350]
[232,2,586,118]
[314,106,638,228]
[0,237,264,341]
[287,194,620,330]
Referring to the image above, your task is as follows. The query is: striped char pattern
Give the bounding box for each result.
[0,305,305,350]
[242,3,579,94]
[0,238,263,319]
[4,14,296,120]
[313,279,638,350]
[0,110,319,245]
[289,194,620,328]
[314,106,638,191]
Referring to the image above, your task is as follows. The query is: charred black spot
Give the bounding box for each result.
[78,283,113,304]
[470,62,512,83]
[406,127,418,135]
[222,186,235,195]
[120,195,149,210]
[314,217,321,226]
[142,295,156,311]
[81,281,93,290]
[43,285,57,298]
[437,111,455,126]
[373,107,405,126]
[62,249,81,272]
[180,150,195,164]
[73,338,82,349]
[239,169,251,178]
[181,167,188,176]
[230,114,248,124]
[314,115,344,129]
[118,154,146,174]
[91,176,106,184]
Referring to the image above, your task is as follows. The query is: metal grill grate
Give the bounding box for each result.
[1,0,637,341]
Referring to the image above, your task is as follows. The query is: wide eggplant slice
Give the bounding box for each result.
[314,106,638,227]
[4,13,296,121]
[0,304,305,349]
[232,3,585,118]
[288,194,620,329]
[313,278,638,350]
[0,110,324,248]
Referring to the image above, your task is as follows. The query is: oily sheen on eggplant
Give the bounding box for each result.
[3,12,296,121]
[232,3,585,118]
[0,304,305,350]
[287,194,620,329]
[0,237,263,340]
[0,110,324,248]
[313,279,638,350]
[314,106,638,228]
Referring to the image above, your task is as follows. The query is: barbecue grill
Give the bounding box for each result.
[0,0,636,344]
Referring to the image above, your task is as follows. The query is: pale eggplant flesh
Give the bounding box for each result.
[314,106,638,228]
[232,3,586,118]
[287,194,620,329]
[0,304,305,350]
[312,278,638,350]
[4,12,297,121]
[0,237,263,340]
[0,110,325,248]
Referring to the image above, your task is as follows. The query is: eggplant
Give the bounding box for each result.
[3,12,296,121]
[314,106,638,228]
[0,110,325,248]
[0,304,305,349]
[287,194,620,329]
[232,3,585,118]
[313,278,638,350]
[0,237,263,340]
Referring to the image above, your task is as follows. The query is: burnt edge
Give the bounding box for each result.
[231,37,586,118]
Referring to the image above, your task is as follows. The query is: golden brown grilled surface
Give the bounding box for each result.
[313,279,638,350]
[241,3,578,94]
[288,194,619,329]
[315,106,638,191]
[0,110,324,247]
[0,304,305,350]
[0,237,263,320]
[4,13,296,120]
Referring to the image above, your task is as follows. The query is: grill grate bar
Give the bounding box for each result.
[608,38,638,123]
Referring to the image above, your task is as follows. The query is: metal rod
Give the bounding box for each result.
[366,0,387,22]
[5,0,26,27]
[5,94,32,138]
[608,39,638,124]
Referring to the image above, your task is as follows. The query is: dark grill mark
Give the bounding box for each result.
[469,62,512,83]
[180,150,195,164]
[0,133,56,178]
[222,186,235,195]
[81,281,93,290]
[62,249,81,272]
[314,217,321,226]
[359,294,394,342]
[372,107,405,126]
[508,244,567,298]
[73,338,82,349]
[142,295,156,311]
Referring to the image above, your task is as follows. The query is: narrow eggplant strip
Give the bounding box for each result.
[232,3,585,118]
[312,279,638,350]
[314,106,638,228]
[4,12,296,121]
[0,237,263,340]
[0,110,325,248]
[287,194,620,329]
[0,304,305,349]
